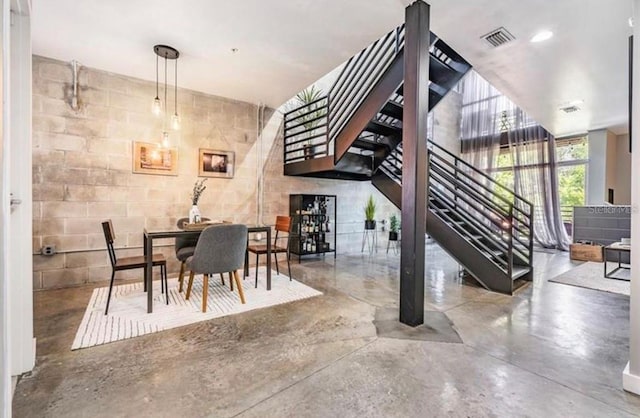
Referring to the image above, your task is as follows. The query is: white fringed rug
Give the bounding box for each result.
[72,267,322,350]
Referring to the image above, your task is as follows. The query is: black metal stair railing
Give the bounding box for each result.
[282,96,329,164]
[378,140,534,277]
[327,25,405,148]
[428,141,534,268]
[283,25,405,164]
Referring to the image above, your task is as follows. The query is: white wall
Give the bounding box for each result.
[587,129,607,204]
[615,134,631,204]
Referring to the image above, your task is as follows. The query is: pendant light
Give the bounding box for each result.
[152,45,180,146]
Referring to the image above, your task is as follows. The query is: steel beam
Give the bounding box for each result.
[400,0,429,326]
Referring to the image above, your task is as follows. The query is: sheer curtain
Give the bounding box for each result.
[459,71,502,172]
[506,116,570,250]
[458,71,570,250]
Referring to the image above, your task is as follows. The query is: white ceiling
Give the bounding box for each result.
[32,0,632,137]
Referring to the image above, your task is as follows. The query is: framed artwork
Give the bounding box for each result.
[199,148,234,178]
[132,141,178,176]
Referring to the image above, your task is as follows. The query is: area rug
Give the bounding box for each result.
[548,261,630,296]
[72,267,322,350]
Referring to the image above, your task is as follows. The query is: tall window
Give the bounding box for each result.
[555,136,588,230]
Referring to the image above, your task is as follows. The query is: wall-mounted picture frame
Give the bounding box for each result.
[132,141,179,176]
[199,148,235,178]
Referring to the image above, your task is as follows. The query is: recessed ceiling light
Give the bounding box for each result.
[530,30,553,43]
[231,48,238,53]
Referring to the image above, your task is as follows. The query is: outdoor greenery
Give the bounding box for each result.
[364,195,376,221]
[491,139,588,211]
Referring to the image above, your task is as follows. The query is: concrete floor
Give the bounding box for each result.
[13,241,640,417]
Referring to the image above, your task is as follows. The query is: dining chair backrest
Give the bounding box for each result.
[175,217,212,251]
[102,220,117,267]
[274,216,291,248]
[189,224,248,274]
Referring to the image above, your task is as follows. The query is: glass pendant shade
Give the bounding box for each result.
[152,97,162,116]
[171,113,180,130]
[162,131,170,148]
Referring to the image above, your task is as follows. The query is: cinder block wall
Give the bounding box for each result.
[32,55,411,290]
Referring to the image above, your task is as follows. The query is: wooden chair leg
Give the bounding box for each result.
[178,262,186,292]
[219,273,225,285]
[233,270,246,304]
[105,270,116,315]
[186,271,195,300]
[229,272,234,291]
[202,274,209,313]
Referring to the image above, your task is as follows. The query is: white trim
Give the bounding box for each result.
[624,363,640,395]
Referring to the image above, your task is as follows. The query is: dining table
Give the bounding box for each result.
[143,224,272,313]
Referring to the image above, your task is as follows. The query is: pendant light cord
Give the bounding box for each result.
[155,54,159,98]
[163,54,168,127]
[174,58,178,115]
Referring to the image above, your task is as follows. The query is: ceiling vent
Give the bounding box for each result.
[560,105,580,113]
[481,27,515,48]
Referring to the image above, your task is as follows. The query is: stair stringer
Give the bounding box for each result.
[333,51,404,165]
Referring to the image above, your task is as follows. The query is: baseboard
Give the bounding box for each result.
[623,362,640,394]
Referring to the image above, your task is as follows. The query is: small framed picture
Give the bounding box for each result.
[132,141,178,176]
[199,148,234,178]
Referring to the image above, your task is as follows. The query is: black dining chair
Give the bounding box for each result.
[185,224,247,313]
[102,220,168,315]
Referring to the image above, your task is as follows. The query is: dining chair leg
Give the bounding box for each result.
[163,264,169,305]
[233,270,246,304]
[255,253,259,288]
[244,250,249,278]
[275,252,280,275]
[219,273,225,286]
[160,265,164,295]
[105,270,116,315]
[186,271,195,300]
[202,274,209,313]
[229,272,234,291]
[286,251,292,280]
[178,261,186,292]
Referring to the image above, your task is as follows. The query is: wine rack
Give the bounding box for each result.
[289,194,336,261]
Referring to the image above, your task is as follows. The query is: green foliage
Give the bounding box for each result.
[364,195,376,221]
[294,86,326,134]
[389,214,400,232]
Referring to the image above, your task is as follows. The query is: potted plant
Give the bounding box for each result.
[364,195,376,230]
[389,214,400,241]
[291,86,325,159]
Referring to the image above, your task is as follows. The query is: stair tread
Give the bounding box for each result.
[511,266,531,280]
[379,101,403,120]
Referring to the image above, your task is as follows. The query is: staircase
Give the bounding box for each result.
[283,24,534,294]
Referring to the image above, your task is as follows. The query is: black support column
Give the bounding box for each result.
[400,0,429,326]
